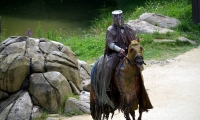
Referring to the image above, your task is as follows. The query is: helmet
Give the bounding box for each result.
[112,10,124,27]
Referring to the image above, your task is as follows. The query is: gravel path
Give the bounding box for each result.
[59,45,200,120]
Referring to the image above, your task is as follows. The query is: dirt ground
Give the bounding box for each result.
[59,45,200,120]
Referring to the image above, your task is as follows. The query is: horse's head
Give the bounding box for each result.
[127,37,145,70]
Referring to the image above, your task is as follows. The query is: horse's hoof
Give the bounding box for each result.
[138,117,141,120]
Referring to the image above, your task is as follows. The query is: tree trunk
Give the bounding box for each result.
[192,0,200,24]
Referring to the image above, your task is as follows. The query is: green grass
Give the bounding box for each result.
[0,29,7,43]
[62,0,199,63]
[63,34,105,64]
[65,110,84,117]
[1,0,199,63]
[34,111,48,120]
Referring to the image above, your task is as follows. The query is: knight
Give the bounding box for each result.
[90,10,152,120]
[104,10,136,83]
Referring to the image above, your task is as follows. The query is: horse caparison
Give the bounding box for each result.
[90,38,153,120]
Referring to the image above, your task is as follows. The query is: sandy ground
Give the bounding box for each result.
[59,45,200,120]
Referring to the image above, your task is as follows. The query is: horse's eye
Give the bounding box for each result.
[140,47,143,51]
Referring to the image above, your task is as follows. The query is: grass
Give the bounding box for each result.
[1,0,199,63]
[65,110,84,117]
[34,111,48,120]
[64,0,200,63]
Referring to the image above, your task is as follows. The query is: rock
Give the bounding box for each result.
[64,97,90,114]
[0,55,30,93]
[31,106,42,119]
[1,36,28,45]
[0,41,26,56]
[139,13,180,28]
[7,91,32,120]
[0,90,9,100]
[0,36,84,116]
[46,51,82,91]
[78,60,91,92]
[153,37,197,45]
[0,91,33,120]
[128,19,173,34]
[0,91,22,113]
[24,38,41,58]
[78,60,91,76]
[83,82,91,92]
[39,40,60,54]
[178,37,196,45]
[0,102,14,120]
[31,55,45,73]
[28,73,59,111]
[79,91,90,103]
[29,72,73,112]
[79,67,90,80]
[46,117,60,120]
[69,81,80,95]
[44,71,73,102]
[153,39,176,43]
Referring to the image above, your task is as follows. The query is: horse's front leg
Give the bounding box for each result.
[138,109,143,120]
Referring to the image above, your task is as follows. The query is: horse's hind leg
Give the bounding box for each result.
[138,109,143,120]
[129,111,135,120]
[124,112,131,120]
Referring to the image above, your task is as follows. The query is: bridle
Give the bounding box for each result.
[122,53,146,66]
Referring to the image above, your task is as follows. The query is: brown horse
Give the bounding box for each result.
[90,38,153,120]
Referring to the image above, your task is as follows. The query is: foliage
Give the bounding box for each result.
[36,21,43,38]
[87,0,199,61]
[65,110,84,117]
[34,111,48,120]
[64,33,105,63]
[34,0,200,63]
[0,29,6,43]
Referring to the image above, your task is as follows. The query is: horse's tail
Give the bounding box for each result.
[90,60,97,84]
[90,55,115,120]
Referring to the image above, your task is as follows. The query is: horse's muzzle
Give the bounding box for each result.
[134,55,146,66]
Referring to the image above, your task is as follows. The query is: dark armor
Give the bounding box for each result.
[90,10,137,118]
[103,10,136,85]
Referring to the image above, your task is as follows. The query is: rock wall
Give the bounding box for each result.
[0,36,84,119]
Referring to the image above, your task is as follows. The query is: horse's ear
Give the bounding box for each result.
[136,37,140,42]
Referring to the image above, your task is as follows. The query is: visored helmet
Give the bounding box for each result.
[112,10,124,27]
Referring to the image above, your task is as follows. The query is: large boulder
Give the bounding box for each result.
[127,13,180,34]
[78,60,91,92]
[128,19,173,34]
[0,91,33,120]
[64,91,90,114]
[0,54,30,93]
[139,13,180,28]
[29,72,73,112]
[0,36,84,119]
[46,51,82,91]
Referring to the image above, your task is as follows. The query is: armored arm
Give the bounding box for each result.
[109,43,124,53]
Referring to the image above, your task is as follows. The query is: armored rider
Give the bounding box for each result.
[104,10,136,80]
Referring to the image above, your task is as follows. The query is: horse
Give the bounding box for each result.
[90,38,153,120]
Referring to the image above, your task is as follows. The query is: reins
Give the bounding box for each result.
[121,53,135,65]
